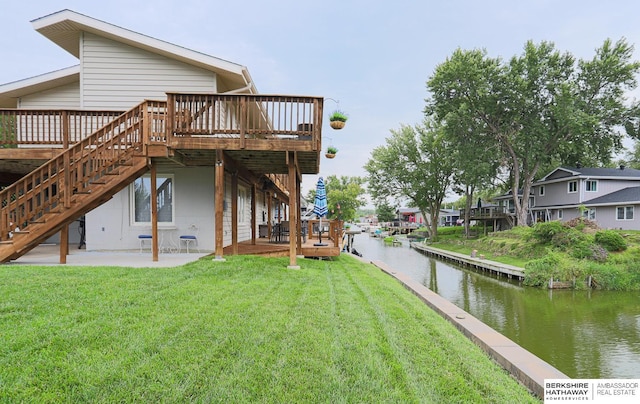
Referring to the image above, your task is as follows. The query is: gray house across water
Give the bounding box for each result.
[530,166,640,230]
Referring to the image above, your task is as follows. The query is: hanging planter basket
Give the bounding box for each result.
[328,110,348,130]
[330,120,346,130]
[325,146,338,159]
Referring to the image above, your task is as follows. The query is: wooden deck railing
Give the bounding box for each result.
[167,93,323,149]
[460,206,513,219]
[0,109,124,148]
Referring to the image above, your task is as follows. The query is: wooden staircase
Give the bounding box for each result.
[0,101,158,262]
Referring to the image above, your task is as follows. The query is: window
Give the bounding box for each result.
[539,186,545,196]
[568,181,578,193]
[581,207,596,220]
[586,180,597,192]
[558,209,563,220]
[131,174,174,225]
[617,206,634,220]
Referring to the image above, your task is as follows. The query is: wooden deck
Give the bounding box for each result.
[223,234,342,258]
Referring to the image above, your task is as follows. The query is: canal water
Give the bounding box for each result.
[349,232,640,379]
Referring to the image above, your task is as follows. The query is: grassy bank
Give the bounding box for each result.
[428,223,640,290]
[0,255,537,402]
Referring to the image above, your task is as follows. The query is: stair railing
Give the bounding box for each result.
[0,100,166,241]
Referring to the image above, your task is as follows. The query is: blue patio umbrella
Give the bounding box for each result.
[313,177,328,246]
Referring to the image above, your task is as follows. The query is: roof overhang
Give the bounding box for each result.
[0,66,80,108]
[29,9,256,94]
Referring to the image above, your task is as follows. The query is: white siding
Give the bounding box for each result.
[19,82,80,108]
[85,167,218,252]
[81,33,217,109]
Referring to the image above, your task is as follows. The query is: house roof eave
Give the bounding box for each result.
[0,65,80,108]
[31,9,255,93]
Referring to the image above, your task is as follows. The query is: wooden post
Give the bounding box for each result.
[214,150,225,260]
[296,174,302,254]
[151,163,158,261]
[231,173,238,255]
[267,191,272,240]
[59,224,68,264]
[62,110,69,149]
[287,151,299,269]
[251,184,257,245]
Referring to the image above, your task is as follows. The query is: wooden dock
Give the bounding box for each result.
[409,243,525,281]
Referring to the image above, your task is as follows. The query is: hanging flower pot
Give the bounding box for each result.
[329,110,348,130]
[325,146,338,159]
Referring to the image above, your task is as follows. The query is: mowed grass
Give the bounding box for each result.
[0,255,538,403]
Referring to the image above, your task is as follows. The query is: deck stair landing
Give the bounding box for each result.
[0,102,154,262]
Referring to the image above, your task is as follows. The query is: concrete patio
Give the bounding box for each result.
[7,244,209,268]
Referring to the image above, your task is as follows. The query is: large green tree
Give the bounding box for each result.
[427,39,640,226]
[365,121,454,240]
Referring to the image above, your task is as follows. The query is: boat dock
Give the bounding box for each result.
[409,243,526,281]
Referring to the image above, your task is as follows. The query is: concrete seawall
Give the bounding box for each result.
[357,255,568,398]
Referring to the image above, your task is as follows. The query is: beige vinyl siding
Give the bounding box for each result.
[81,33,216,109]
[19,82,80,108]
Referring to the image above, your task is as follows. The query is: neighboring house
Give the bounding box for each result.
[530,166,640,230]
[439,209,460,227]
[397,207,423,227]
[0,10,333,265]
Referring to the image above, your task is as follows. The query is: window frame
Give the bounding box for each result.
[581,207,596,220]
[616,206,634,221]
[539,186,545,196]
[585,180,598,192]
[130,174,175,227]
[568,180,578,193]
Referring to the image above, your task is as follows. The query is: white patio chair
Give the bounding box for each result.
[138,234,152,253]
[179,224,199,253]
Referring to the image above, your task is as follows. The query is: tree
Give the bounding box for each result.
[427,39,640,226]
[365,121,454,240]
[306,175,366,222]
[374,199,396,223]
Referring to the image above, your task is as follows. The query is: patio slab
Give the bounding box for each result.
[8,244,208,268]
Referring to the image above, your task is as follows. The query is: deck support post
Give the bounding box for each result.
[251,184,257,245]
[151,163,159,262]
[59,224,68,264]
[287,151,299,269]
[214,150,225,260]
[231,172,238,255]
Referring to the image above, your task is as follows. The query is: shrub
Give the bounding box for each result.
[594,230,627,252]
[530,221,566,243]
[523,252,562,287]
[550,228,589,251]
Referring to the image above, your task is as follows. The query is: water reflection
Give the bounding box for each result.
[351,233,640,379]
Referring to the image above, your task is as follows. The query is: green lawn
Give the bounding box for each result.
[0,255,538,403]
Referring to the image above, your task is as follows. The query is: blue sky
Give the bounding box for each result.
[2,1,640,203]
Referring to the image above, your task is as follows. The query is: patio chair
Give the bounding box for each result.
[179,224,199,253]
[138,234,152,253]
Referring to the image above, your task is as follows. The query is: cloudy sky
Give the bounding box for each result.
[2,0,640,202]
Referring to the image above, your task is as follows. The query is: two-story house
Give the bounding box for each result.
[530,166,640,230]
[0,9,339,266]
